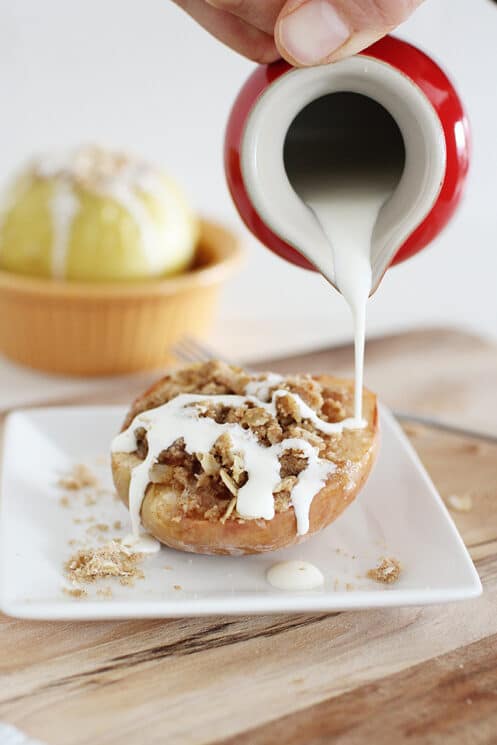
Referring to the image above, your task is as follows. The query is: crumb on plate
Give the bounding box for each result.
[402,423,423,437]
[367,557,402,584]
[57,463,99,491]
[96,587,113,599]
[65,540,144,586]
[86,523,109,535]
[62,586,87,599]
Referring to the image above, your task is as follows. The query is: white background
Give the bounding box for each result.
[0,0,496,361]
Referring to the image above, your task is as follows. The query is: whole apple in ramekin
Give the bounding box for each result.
[0,146,241,375]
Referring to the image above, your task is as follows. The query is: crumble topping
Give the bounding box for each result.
[56,456,143,597]
[96,587,113,599]
[65,541,145,586]
[62,587,87,599]
[367,557,402,584]
[119,361,372,526]
[57,463,99,491]
[34,144,158,193]
[86,522,110,534]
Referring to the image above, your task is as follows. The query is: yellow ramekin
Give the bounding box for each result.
[0,219,242,376]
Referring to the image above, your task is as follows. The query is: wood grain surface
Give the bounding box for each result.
[1,327,497,745]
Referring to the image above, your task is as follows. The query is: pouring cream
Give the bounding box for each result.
[282,92,405,422]
[294,170,400,420]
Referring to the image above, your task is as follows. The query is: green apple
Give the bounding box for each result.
[0,147,199,281]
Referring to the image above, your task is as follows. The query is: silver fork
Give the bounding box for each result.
[171,337,237,366]
[172,337,497,445]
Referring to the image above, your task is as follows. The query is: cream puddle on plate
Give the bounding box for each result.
[0,405,481,620]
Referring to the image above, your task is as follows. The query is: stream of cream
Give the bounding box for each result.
[301,174,396,421]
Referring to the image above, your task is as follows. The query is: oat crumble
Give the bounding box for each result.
[86,523,110,535]
[96,587,113,599]
[122,361,372,525]
[367,557,402,584]
[65,541,144,586]
[57,464,98,491]
[62,587,87,599]
[402,423,423,437]
[35,145,154,193]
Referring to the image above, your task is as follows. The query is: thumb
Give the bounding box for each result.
[275,0,424,66]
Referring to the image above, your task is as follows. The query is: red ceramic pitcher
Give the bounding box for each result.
[225,35,470,292]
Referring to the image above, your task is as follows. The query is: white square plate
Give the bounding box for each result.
[0,405,481,619]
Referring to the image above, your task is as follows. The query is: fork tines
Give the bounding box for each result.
[172,337,227,365]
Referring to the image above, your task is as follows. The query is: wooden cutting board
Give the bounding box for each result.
[1,327,497,745]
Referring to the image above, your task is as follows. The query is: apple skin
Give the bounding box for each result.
[0,167,198,282]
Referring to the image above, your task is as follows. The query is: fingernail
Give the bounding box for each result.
[278,0,350,65]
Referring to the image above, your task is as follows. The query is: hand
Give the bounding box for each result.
[172,0,424,66]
